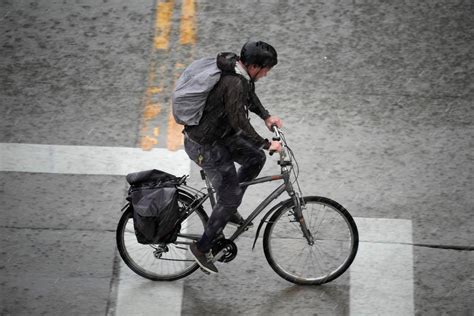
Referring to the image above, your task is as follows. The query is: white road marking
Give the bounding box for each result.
[350,218,414,316]
[116,207,192,316]
[0,142,189,316]
[0,143,189,176]
[116,264,185,316]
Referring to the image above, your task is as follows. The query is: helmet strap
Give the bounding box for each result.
[250,66,263,82]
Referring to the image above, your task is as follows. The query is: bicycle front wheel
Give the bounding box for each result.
[116,193,207,281]
[263,196,358,285]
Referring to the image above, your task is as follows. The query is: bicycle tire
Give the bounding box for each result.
[263,196,358,285]
[116,192,208,281]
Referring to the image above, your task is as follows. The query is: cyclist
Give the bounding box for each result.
[184,41,283,274]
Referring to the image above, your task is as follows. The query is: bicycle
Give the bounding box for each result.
[116,127,359,285]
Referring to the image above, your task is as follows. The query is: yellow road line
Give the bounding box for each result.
[140,1,174,150]
[167,62,188,151]
[166,0,196,150]
[179,0,196,45]
[154,0,174,50]
[140,0,196,151]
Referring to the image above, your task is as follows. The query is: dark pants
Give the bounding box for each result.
[184,134,266,252]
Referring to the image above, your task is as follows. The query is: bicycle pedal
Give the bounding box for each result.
[200,267,211,275]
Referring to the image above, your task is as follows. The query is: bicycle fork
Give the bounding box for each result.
[292,195,314,245]
[286,179,314,246]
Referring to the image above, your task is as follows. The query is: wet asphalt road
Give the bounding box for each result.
[1,0,473,315]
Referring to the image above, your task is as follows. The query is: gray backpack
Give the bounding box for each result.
[172,57,221,126]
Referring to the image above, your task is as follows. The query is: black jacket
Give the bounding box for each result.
[185,53,271,149]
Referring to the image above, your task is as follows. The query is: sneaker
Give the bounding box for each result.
[190,243,218,274]
[228,211,254,228]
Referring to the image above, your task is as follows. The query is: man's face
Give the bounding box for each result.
[247,65,272,81]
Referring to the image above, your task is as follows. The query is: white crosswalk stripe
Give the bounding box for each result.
[350,218,414,315]
[1,142,189,315]
[0,143,189,176]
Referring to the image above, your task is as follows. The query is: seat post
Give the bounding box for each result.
[200,169,216,207]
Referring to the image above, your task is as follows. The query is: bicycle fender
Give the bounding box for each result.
[120,202,131,212]
[251,199,293,250]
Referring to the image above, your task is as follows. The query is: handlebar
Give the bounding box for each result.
[272,125,282,141]
[269,125,279,156]
[269,125,288,162]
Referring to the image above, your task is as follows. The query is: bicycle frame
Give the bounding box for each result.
[177,126,314,246]
[178,166,311,244]
[231,174,291,241]
[177,173,286,242]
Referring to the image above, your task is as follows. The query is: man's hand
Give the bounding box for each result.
[268,140,282,153]
[265,116,283,131]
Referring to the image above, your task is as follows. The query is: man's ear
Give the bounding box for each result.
[247,64,262,75]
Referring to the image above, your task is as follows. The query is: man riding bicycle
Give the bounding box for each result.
[184,41,283,274]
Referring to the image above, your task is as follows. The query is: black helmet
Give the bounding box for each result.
[240,41,278,68]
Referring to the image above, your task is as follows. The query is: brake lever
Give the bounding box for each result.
[269,125,281,156]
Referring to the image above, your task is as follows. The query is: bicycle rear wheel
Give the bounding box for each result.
[116,193,207,281]
[263,196,358,285]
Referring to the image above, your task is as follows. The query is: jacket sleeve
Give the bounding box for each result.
[222,77,271,149]
[247,84,271,120]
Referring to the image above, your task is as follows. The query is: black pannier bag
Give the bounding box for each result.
[126,169,181,244]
